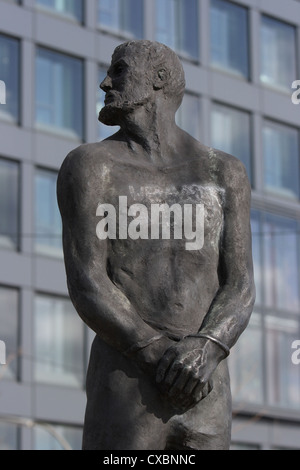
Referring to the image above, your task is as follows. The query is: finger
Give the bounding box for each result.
[168,367,191,396]
[162,360,183,389]
[156,349,177,384]
[183,375,202,396]
[192,382,206,403]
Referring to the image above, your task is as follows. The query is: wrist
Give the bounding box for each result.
[184,332,230,358]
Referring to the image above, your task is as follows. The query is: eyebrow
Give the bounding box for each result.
[107,59,128,75]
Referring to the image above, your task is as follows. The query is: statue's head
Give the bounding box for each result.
[99,40,186,126]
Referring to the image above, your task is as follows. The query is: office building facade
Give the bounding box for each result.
[0,0,300,449]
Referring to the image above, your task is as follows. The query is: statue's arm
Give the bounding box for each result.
[156,157,255,409]
[57,149,173,373]
[199,158,255,346]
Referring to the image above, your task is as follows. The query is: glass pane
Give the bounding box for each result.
[0,34,19,123]
[155,0,199,60]
[0,423,19,450]
[211,103,252,181]
[34,424,82,450]
[266,315,300,409]
[98,0,143,38]
[229,312,264,405]
[263,121,299,199]
[97,66,120,140]
[176,92,201,140]
[36,0,83,21]
[263,214,300,313]
[0,287,18,381]
[261,16,296,91]
[0,158,19,251]
[35,168,63,258]
[34,294,85,387]
[35,48,83,139]
[210,0,249,78]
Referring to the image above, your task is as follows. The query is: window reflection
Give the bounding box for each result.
[263,214,299,313]
[0,34,19,123]
[35,168,62,258]
[176,92,201,140]
[0,286,19,381]
[34,424,82,450]
[0,423,19,450]
[35,48,83,139]
[34,294,85,388]
[0,158,19,251]
[210,0,249,79]
[36,0,83,22]
[211,103,252,182]
[261,16,296,92]
[98,0,143,39]
[266,315,300,408]
[155,0,199,60]
[229,312,264,405]
[263,121,299,200]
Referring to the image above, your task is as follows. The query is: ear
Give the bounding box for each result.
[153,68,168,90]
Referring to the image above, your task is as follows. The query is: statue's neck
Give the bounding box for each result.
[119,106,178,165]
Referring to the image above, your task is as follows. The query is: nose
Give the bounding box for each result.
[100,75,112,92]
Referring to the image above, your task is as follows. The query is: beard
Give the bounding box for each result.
[98,98,149,126]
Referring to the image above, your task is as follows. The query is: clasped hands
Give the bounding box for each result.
[154,336,226,412]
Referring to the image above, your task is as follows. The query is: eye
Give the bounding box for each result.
[114,64,124,76]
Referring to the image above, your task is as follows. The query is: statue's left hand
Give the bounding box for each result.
[156,336,225,411]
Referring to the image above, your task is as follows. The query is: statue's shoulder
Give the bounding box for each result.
[199,144,250,189]
[60,140,113,176]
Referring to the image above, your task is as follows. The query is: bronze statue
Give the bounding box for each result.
[57,40,255,450]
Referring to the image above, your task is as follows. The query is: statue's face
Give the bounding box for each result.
[99,49,154,126]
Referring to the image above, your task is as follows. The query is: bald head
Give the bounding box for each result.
[112,40,186,111]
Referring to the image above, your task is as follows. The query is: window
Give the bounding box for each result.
[176,92,201,140]
[0,423,19,450]
[34,424,82,450]
[210,0,249,79]
[211,103,252,181]
[261,16,296,92]
[229,312,264,405]
[244,210,300,410]
[36,0,83,22]
[155,0,198,60]
[35,47,83,139]
[98,0,143,38]
[262,214,300,313]
[35,168,62,258]
[266,315,300,409]
[263,120,299,199]
[0,34,19,123]
[34,294,85,388]
[0,286,19,381]
[97,66,119,141]
[0,158,19,251]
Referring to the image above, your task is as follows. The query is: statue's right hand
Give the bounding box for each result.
[134,336,176,377]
